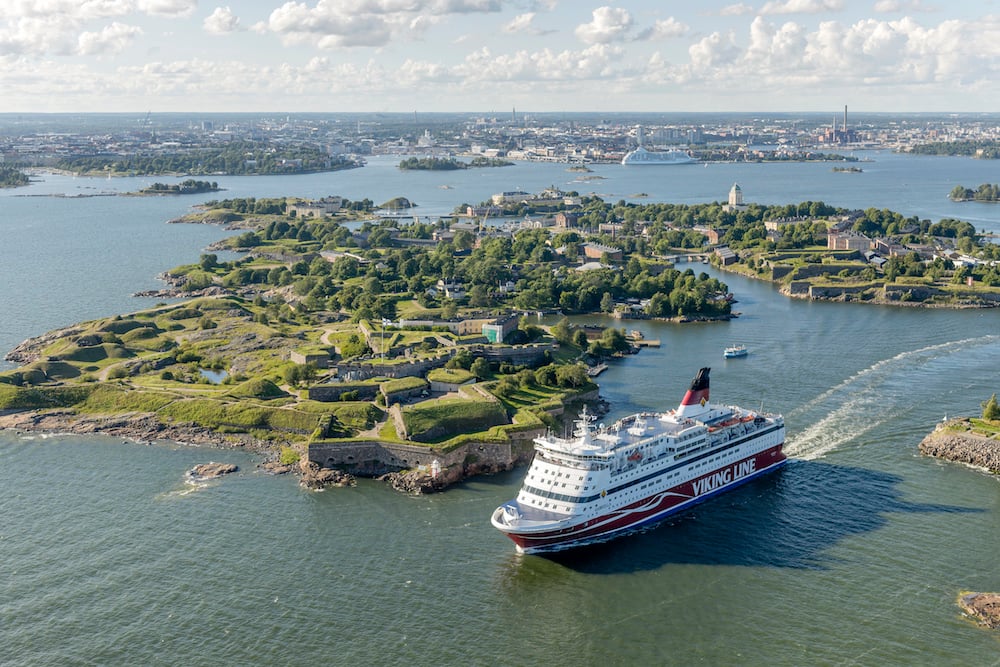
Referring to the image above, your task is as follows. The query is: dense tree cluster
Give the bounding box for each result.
[398,156,513,170]
[56,141,359,176]
[398,157,465,170]
[0,165,29,188]
[950,183,1000,202]
[909,141,1000,159]
[142,179,218,194]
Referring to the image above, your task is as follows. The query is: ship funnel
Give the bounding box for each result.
[676,367,711,417]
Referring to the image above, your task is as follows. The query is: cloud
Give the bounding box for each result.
[688,30,742,70]
[256,0,502,48]
[136,0,197,17]
[760,0,844,15]
[203,6,241,34]
[77,21,142,54]
[0,0,193,57]
[574,6,633,44]
[503,12,536,33]
[451,43,625,83]
[719,3,756,15]
[873,0,936,12]
[636,17,688,41]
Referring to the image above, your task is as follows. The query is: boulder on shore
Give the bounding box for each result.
[299,460,355,490]
[959,592,1000,629]
[261,461,292,475]
[189,462,239,479]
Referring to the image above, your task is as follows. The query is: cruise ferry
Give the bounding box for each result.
[620,126,695,165]
[621,146,696,165]
[491,368,785,553]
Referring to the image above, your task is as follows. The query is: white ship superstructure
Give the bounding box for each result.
[621,126,696,165]
[492,368,785,553]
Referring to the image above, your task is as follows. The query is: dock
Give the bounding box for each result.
[625,330,660,348]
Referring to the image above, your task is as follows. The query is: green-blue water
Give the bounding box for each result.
[2,154,1000,665]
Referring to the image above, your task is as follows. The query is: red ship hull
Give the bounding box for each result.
[504,445,786,554]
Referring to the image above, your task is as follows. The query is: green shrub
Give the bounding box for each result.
[279,446,301,465]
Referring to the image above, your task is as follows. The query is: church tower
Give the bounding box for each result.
[728,183,743,207]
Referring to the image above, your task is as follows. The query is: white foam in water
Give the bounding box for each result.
[785,335,1000,460]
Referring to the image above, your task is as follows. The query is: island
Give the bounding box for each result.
[137,179,221,195]
[958,593,1000,630]
[918,394,1000,473]
[7,181,995,493]
[949,183,1000,202]
[0,164,30,188]
[906,140,1000,159]
[54,140,363,177]
[919,398,1000,631]
[1,190,733,493]
[397,156,514,170]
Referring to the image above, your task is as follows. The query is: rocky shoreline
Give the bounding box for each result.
[0,409,280,454]
[918,420,1000,472]
[958,592,1000,629]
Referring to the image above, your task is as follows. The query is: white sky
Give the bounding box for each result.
[1,0,997,113]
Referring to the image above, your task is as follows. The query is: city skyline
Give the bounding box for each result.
[1,1,997,114]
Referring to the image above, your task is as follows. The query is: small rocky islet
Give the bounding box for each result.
[919,418,1000,631]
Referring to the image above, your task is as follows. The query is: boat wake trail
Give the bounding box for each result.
[784,336,1000,461]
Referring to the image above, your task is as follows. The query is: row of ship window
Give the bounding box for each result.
[520,437,771,512]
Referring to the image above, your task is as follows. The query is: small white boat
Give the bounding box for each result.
[724,344,748,358]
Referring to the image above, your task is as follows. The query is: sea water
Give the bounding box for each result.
[2,153,1000,665]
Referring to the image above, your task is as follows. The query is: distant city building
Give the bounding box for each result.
[492,190,530,205]
[555,212,580,229]
[287,195,343,218]
[692,226,720,244]
[818,106,859,144]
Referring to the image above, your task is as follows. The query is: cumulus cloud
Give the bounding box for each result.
[136,0,197,17]
[636,17,688,41]
[77,21,142,54]
[4,6,999,112]
[689,31,742,70]
[575,6,633,44]
[0,0,193,56]
[760,0,843,15]
[204,6,241,34]
[256,0,502,48]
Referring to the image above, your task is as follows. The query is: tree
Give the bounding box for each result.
[600,291,614,313]
[470,357,491,379]
[436,299,457,319]
[600,327,630,354]
[199,253,219,271]
[982,393,1000,421]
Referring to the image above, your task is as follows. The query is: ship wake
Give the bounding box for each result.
[784,335,1000,461]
